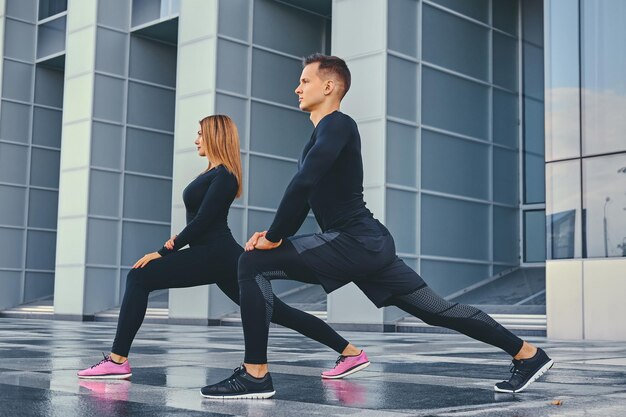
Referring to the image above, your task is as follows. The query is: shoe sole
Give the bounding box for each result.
[493,359,554,393]
[201,390,276,399]
[78,373,132,380]
[321,361,370,379]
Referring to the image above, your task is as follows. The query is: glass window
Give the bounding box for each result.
[421,194,489,261]
[429,0,489,23]
[493,0,518,35]
[582,153,626,258]
[386,122,417,188]
[524,98,545,204]
[422,130,489,200]
[386,189,417,253]
[524,210,546,262]
[545,0,580,162]
[493,147,518,205]
[492,89,518,149]
[582,0,626,156]
[387,56,418,122]
[493,32,518,92]
[522,0,544,46]
[388,0,418,57]
[546,160,581,259]
[422,67,489,140]
[423,4,488,81]
[494,206,519,264]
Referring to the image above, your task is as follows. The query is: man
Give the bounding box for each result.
[201,54,553,399]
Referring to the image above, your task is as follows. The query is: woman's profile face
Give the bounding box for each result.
[195,127,206,157]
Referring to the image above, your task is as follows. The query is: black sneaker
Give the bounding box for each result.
[201,365,275,399]
[494,348,554,393]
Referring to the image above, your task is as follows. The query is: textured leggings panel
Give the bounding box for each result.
[392,285,523,356]
[253,271,287,327]
[396,286,498,328]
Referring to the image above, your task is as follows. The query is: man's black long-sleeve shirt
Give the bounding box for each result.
[266,111,373,242]
[158,165,238,256]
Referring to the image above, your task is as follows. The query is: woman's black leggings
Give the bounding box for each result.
[111,237,349,357]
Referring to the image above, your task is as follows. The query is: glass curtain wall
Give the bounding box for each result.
[546,0,626,260]
[386,0,522,296]
[0,0,65,308]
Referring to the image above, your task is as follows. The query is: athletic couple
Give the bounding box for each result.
[78,54,553,398]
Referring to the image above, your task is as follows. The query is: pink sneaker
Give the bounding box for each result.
[322,350,370,379]
[78,353,132,379]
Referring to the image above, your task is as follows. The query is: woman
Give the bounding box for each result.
[78,115,368,379]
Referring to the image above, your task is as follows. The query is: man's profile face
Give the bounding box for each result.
[295,63,327,112]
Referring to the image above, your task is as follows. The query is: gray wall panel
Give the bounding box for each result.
[28,189,58,229]
[91,122,124,170]
[96,27,129,77]
[88,170,121,217]
[216,39,249,95]
[421,195,489,260]
[32,107,63,148]
[217,0,250,41]
[422,67,489,139]
[125,128,173,176]
[253,0,324,57]
[2,60,34,102]
[0,228,24,268]
[0,101,31,143]
[127,82,175,131]
[121,221,170,266]
[3,19,36,61]
[93,75,126,123]
[386,122,417,187]
[0,143,29,185]
[0,185,26,227]
[422,130,489,200]
[423,4,488,81]
[129,36,177,87]
[25,230,57,270]
[30,148,61,188]
[87,218,120,265]
[249,102,310,159]
[251,49,301,107]
[34,66,65,108]
[123,174,172,222]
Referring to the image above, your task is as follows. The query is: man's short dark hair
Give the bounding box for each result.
[303,53,351,99]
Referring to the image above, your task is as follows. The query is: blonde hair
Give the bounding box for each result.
[199,114,243,198]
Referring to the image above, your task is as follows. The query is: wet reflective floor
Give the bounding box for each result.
[1,318,625,416]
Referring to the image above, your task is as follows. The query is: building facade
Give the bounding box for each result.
[0,0,623,339]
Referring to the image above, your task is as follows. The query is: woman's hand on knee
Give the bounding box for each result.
[133,252,162,269]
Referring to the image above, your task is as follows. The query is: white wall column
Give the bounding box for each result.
[327,0,388,329]
[167,0,236,324]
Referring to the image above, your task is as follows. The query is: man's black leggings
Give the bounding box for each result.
[111,236,348,357]
[239,240,524,364]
